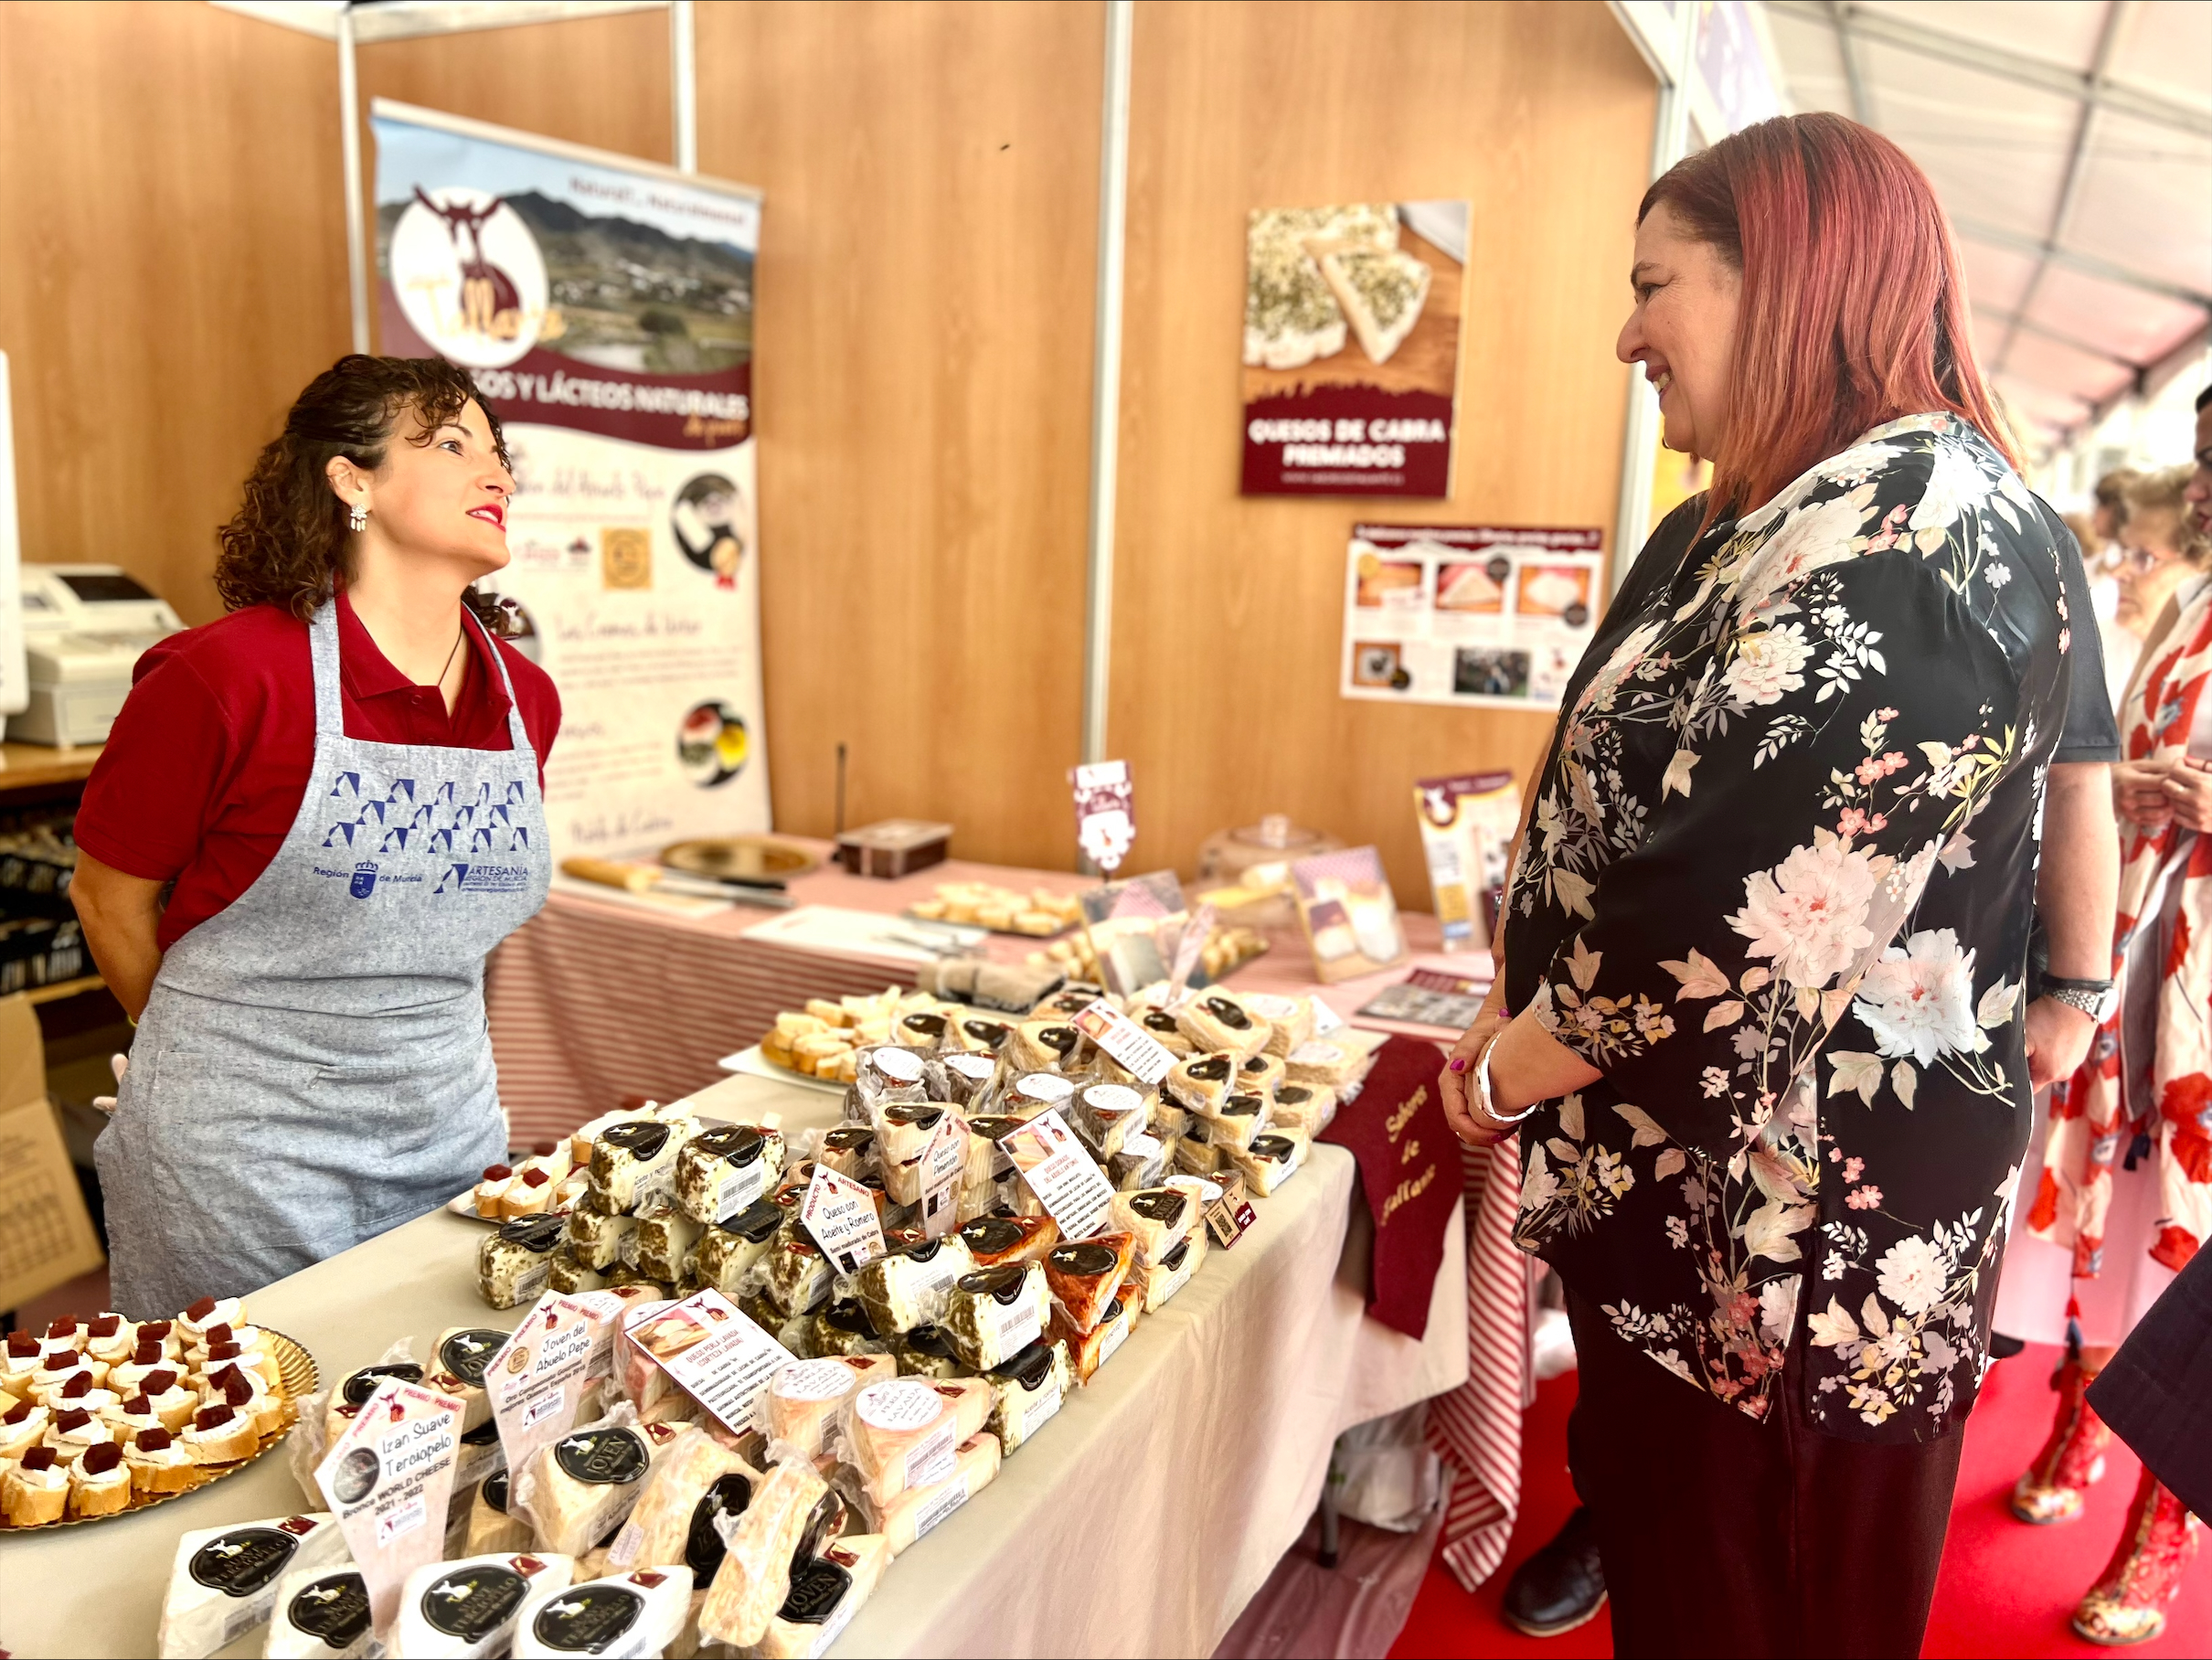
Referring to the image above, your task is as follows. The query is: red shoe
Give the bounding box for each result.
[2071,1467,2202,1645]
[2010,1358,2109,1525]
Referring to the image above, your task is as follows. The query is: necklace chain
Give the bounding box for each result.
[435,626,464,688]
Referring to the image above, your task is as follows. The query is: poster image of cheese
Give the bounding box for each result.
[1514,563,1595,623]
[1240,200,1467,498]
[373,102,769,860]
[1339,523,1602,711]
[1290,846,1409,984]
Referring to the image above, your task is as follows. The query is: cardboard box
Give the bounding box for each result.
[0,991,106,1311]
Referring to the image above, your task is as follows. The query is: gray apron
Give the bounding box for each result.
[96,601,549,1317]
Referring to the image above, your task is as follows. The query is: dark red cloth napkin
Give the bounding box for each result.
[1320,1033,1461,1338]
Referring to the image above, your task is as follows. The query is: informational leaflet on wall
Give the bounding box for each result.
[1241,201,1467,497]
[1341,524,1603,709]
[1413,771,1522,950]
[370,101,769,858]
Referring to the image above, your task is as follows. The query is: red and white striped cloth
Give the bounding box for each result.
[1427,1133,1533,1592]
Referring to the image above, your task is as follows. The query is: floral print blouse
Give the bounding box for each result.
[1503,414,2074,1443]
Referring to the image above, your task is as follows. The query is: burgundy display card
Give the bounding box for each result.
[1320,1033,1460,1338]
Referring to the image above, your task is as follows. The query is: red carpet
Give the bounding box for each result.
[1390,1343,2208,1658]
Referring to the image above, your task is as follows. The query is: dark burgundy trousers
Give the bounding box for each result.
[1566,1293,1965,1658]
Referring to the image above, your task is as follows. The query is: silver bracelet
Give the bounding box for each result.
[1473,1031,1543,1126]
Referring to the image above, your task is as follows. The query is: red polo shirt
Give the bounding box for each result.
[75,591,560,950]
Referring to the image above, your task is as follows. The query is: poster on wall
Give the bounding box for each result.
[1240,201,1467,497]
[1341,524,1603,710]
[371,100,768,857]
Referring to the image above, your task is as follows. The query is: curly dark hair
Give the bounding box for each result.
[216,355,516,633]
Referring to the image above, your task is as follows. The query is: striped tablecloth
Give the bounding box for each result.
[484,859,1529,1586]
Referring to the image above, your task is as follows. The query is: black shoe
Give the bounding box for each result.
[1989,1331,2026,1359]
[1502,1505,1607,1638]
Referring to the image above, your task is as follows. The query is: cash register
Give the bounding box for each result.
[11,564,183,746]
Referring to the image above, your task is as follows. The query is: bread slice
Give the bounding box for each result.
[1314,246,1430,366]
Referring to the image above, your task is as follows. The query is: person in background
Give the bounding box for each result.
[1440,112,2073,1656]
[1999,387,2212,1646]
[2101,466,2200,712]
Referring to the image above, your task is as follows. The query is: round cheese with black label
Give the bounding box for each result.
[419,1563,530,1641]
[553,1428,648,1486]
[339,1362,423,1407]
[778,1558,854,1625]
[693,1123,768,1167]
[683,1473,752,1578]
[1048,1240,1121,1278]
[438,1330,506,1389]
[599,1120,672,1160]
[285,1571,371,1649]
[1203,995,1251,1028]
[1187,1056,1231,1081]
[530,1583,643,1652]
[481,1468,511,1513]
[189,1526,299,1596]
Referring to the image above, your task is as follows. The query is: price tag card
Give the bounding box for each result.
[1001,1108,1115,1240]
[802,1164,888,1273]
[631,1290,793,1436]
[917,1112,969,1240]
[314,1378,466,1641]
[1205,1171,1259,1250]
[486,1294,607,1476]
[1069,999,1175,1086]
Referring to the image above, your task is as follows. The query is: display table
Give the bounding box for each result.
[0,1069,1466,1660]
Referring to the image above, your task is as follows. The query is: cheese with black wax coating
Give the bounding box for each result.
[674,1122,783,1225]
[265,1564,377,1659]
[156,1512,345,1659]
[941,1261,1047,1371]
[512,1565,694,1658]
[753,1534,893,1660]
[396,1551,575,1659]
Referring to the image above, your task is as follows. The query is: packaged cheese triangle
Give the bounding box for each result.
[839,1378,962,1505]
[766,1356,895,1457]
[511,1404,684,1556]
[512,1565,695,1658]
[754,1533,892,1660]
[697,1447,831,1648]
[394,1552,575,1659]
[466,1466,535,1556]
[1043,1231,1136,1332]
[604,1425,760,1571]
[157,1511,346,1659]
[265,1564,376,1660]
[876,1431,1001,1557]
[1108,1186,1197,1267]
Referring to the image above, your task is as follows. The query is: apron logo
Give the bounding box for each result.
[349,861,379,899]
[436,862,531,896]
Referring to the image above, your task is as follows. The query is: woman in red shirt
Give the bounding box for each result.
[73,355,560,1318]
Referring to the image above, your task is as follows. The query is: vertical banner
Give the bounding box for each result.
[1240,201,1466,497]
[371,101,768,857]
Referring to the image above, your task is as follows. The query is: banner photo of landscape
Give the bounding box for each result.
[371,100,769,857]
[1341,524,1603,710]
[1240,200,1467,497]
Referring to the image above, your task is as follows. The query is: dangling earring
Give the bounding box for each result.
[348,503,368,532]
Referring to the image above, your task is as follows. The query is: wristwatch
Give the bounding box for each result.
[2041,976,2119,1022]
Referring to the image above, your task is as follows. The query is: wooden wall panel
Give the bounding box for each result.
[0,2,349,625]
[356,9,674,166]
[695,1,1105,868]
[1111,1,1657,904]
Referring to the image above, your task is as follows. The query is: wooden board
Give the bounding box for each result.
[0,2,351,628]
[0,742,102,794]
[696,1,1105,871]
[1242,225,1465,401]
[1108,0,1658,907]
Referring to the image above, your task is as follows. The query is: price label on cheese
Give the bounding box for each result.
[916,1112,969,1240]
[802,1164,888,1272]
[1000,1109,1115,1240]
[631,1290,792,1437]
[1069,1000,1175,1086]
[314,1378,466,1643]
[485,1293,604,1477]
[1311,998,1347,1036]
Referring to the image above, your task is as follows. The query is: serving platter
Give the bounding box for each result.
[4,1327,318,1531]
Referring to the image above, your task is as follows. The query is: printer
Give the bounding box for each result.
[13,564,183,746]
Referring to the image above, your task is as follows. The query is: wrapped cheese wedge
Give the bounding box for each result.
[1143,1235,1201,1311]
[694,1197,783,1295]
[675,1122,783,1227]
[940,1051,998,1107]
[1237,1052,1286,1100]
[1175,1122,1226,1176]
[1242,992,1315,1058]
[512,1566,693,1659]
[516,1417,685,1556]
[1199,1091,1271,1151]
[157,1511,345,1659]
[1108,1186,1197,1267]
[1149,1096,1191,1139]
[266,1565,375,1659]
[1174,991,1271,1060]
[754,1534,892,1660]
[675,1470,756,1583]
[854,1235,973,1335]
[1136,1006,1194,1056]
[889,1325,968,1379]
[875,1101,953,1206]
[1107,1132,1173,1194]
[395,1551,575,1660]
[569,1106,656,1170]
[941,1262,1047,1371]
[892,1009,952,1051]
[809,1298,889,1357]
[467,1467,536,1555]
[1049,1296,1133,1385]
[1004,1019,1082,1074]
[816,1126,876,1180]
[1220,1129,1308,1196]
[766,1355,896,1455]
[1002,1071,1076,1121]
[547,1250,609,1298]
[1266,1082,1334,1136]
[610,1427,760,1570]
[956,1213,1058,1270]
[1285,1038,1364,1089]
[479,1214,568,1310]
[957,1015,1016,1054]
[1069,1082,1146,1162]
[1164,1053,1237,1114]
[739,1289,816,1357]
[633,1203,706,1287]
[697,1453,829,1648]
[761,1229,835,1317]
[877,1432,1000,1557]
[565,1198,637,1273]
[589,1118,694,1213]
[840,1378,964,1505]
[1043,1232,1136,1333]
[984,1339,1068,1454]
[427,1326,507,1434]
